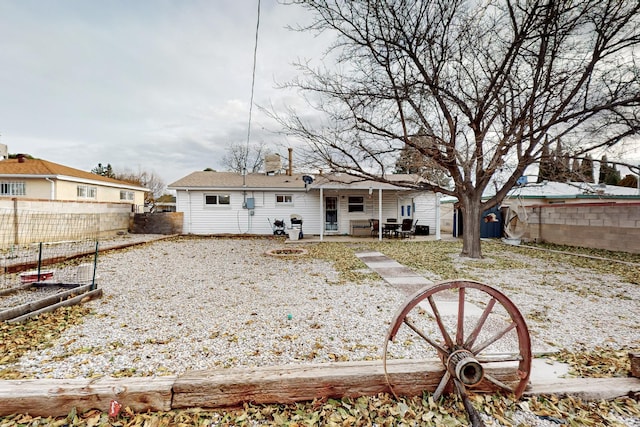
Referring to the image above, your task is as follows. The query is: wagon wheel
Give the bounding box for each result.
[383,279,531,401]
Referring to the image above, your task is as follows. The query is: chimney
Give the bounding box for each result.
[17,154,25,163]
[287,147,293,176]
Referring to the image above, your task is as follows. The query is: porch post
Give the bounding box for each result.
[320,187,324,241]
[378,188,382,241]
[435,192,441,240]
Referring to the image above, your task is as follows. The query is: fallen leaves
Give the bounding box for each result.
[0,305,91,379]
[548,347,639,378]
[1,392,637,427]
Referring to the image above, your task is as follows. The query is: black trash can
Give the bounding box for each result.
[415,225,430,236]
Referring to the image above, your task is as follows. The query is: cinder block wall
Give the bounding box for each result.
[0,198,133,246]
[524,202,640,253]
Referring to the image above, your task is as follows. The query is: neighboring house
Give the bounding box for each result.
[168,171,439,238]
[440,179,640,235]
[0,155,147,210]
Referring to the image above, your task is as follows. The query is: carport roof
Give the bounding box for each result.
[308,173,424,190]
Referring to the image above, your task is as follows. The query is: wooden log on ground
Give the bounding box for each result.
[0,360,638,416]
[0,284,93,321]
[0,376,176,417]
[172,359,519,409]
[630,352,640,378]
[7,288,102,323]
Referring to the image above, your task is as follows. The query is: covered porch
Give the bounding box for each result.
[307,174,442,241]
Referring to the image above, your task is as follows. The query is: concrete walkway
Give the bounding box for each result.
[356,250,432,296]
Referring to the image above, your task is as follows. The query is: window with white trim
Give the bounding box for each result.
[0,181,26,196]
[204,194,231,206]
[348,196,364,212]
[120,190,134,201]
[77,185,97,199]
[276,194,293,204]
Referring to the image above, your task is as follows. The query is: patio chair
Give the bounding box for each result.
[397,219,417,239]
[370,219,380,237]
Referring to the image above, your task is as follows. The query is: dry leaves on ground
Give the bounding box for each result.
[0,393,638,426]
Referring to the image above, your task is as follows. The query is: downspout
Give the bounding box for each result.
[45,177,55,200]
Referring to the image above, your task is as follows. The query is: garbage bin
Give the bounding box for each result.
[415,225,430,236]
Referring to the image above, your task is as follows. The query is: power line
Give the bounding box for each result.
[244,0,261,172]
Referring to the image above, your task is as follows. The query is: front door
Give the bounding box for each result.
[325,196,338,232]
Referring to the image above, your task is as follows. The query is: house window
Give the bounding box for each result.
[276,194,293,204]
[0,181,26,196]
[348,196,364,212]
[205,194,231,206]
[120,190,134,201]
[77,185,97,199]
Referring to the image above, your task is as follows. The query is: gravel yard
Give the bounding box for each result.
[6,236,638,381]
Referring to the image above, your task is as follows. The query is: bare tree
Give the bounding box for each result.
[222,142,267,173]
[116,169,165,206]
[278,0,640,258]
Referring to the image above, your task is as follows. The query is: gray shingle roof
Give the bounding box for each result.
[168,171,308,190]
[168,171,427,191]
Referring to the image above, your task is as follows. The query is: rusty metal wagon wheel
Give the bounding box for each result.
[383,280,532,425]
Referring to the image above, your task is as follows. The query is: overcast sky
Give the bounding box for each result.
[0,0,329,186]
[2,1,638,190]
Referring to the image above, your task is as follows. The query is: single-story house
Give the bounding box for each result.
[167,171,440,239]
[0,154,147,210]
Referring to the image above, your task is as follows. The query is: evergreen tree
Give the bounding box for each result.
[537,142,553,182]
[395,135,451,188]
[552,142,571,181]
[598,156,621,185]
[579,155,594,183]
[91,163,115,178]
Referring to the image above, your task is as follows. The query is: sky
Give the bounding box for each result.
[0,0,329,187]
[1,1,638,192]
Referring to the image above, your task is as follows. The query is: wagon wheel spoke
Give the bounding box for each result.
[433,370,451,401]
[475,353,523,363]
[464,297,496,349]
[456,287,465,346]
[404,316,448,357]
[483,373,515,394]
[453,378,486,427]
[427,295,454,349]
[471,322,517,355]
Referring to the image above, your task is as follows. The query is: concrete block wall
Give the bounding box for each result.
[525,202,640,254]
[0,198,133,246]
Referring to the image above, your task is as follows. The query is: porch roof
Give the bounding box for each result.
[308,173,423,191]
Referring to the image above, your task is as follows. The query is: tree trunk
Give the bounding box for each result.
[459,194,483,258]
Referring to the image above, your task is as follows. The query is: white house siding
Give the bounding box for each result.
[176,189,320,235]
[412,192,438,233]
